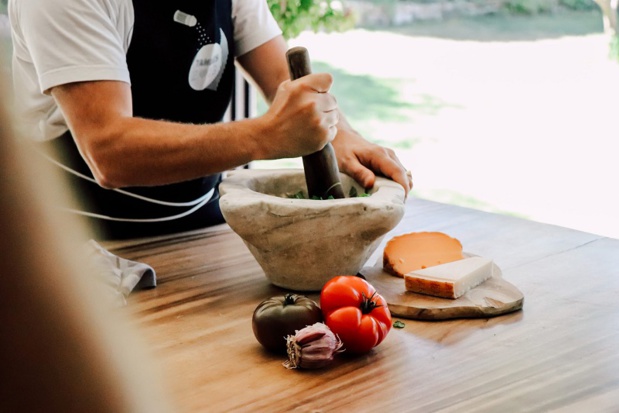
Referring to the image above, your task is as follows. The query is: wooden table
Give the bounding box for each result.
[106,197,619,412]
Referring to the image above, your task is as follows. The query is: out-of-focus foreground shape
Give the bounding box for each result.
[0,70,176,412]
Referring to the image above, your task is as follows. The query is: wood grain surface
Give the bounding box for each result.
[105,197,619,413]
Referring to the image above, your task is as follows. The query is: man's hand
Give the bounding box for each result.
[257,73,339,160]
[238,35,413,194]
[331,116,413,196]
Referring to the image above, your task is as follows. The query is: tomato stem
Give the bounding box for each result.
[360,292,382,314]
[284,293,296,306]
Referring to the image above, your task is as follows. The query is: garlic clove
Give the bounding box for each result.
[284,322,344,370]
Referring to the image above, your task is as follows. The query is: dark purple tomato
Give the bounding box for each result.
[252,294,323,353]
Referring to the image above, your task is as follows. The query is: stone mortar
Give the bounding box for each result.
[219,168,406,291]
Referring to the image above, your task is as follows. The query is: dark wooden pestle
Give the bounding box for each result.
[286,46,345,200]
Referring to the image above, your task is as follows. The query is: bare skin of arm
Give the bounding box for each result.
[238,37,413,193]
[51,37,338,189]
[52,35,412,193]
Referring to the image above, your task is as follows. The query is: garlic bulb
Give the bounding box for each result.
[284,322,344,369]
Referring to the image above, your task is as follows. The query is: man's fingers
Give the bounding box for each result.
[384,148,413,190]
[316,94,338,113]
[345,163,376,189]
[322,108,339,128]
[386,155,413,194]
[296,72,334,93]
[367,149,412,195]
[327,125,338,142]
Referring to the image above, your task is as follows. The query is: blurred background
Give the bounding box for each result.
[2,0,617,238]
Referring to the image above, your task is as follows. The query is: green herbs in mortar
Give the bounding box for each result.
[288,186,371,200]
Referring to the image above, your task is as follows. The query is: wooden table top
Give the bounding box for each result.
[106,197,619,412]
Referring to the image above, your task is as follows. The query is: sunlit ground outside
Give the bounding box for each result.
[254,10,619,239]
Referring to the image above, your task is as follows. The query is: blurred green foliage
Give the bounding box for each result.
[503,0,595,13]
[609,35,619,61]
[503,0,557,14]
[267,0,356,39]
[559,0,596,10]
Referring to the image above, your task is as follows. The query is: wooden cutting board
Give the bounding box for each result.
[359,256,524,321]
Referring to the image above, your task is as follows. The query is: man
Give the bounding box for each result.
[8,0,412,239]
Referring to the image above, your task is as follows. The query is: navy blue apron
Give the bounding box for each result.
[46,0,236,239]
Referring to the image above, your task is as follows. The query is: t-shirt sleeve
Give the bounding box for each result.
[233,0,283,57]
[17,0,131,93]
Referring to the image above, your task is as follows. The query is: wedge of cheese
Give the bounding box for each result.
[383,232,464,278]
[404,256,493,299]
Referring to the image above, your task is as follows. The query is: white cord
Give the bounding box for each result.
[37,148,211,207]
[36,145,218,222]
[59,188,215,222]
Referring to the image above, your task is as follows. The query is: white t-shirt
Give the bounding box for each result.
[9,0,281,142]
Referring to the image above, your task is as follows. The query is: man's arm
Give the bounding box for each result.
[238,36,413,194]
[51,65,338,189]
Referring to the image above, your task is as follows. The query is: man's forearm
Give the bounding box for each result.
[81,115,267,189]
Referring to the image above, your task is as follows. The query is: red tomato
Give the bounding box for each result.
[320,275,392,354]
